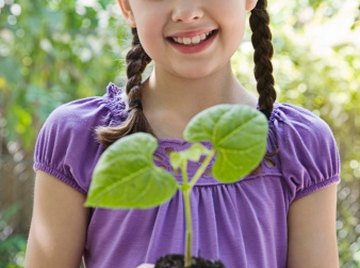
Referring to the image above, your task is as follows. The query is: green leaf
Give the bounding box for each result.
[98,0,113,9]
[169,152,183,170]
[170,143,209,170]
[185,143,210,161]
[86,133,178,209]
[184,104,268,183]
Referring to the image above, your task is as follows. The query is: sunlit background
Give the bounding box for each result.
[0,0,359,267]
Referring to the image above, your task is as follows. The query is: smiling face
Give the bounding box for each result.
[118,0,257,79]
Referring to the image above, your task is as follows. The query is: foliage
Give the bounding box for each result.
[1,1,128,267]
[0,0,128,149]
[87,133,179,209]
[86,104,268,266]
[0,205,26,268]
[0,0,359,267]
[277,3,360,266]
[234,1,360,266]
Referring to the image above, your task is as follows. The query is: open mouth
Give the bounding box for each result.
[167,30,218,46]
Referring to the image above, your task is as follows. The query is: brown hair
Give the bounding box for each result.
[96,28,154,146]
[97,0,276,146]
[250,0,277,119]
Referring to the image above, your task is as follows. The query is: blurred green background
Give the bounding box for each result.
[0,0,359,267]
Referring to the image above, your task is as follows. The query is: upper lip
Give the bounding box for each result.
[166,28,217,38]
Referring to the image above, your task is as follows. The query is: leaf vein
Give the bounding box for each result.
[95,167,149,200]
[216,116,255,145]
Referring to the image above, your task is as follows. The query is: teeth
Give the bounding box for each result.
[191,36,201,44]
[172,31,213,45]
[184,37,191,45]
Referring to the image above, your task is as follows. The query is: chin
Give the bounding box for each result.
[173,66,220,80]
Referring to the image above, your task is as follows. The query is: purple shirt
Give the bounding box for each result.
[34,83,340,268]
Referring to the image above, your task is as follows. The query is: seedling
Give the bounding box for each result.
[86,104,268,267]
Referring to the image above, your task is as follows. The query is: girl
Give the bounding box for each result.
[25,0,340,267]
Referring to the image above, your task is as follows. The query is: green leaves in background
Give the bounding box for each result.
[0,0,127,149]
[99,0,114,9]
[0,204,26,268]
[86,133,178,209]
[184,105,268,183]
[0,0,359,266]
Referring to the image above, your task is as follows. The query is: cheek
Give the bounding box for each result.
[220,1,246,22]
[136,28,159,59]
[135,16,169,59]
[225,7,247,28]
[133,13,163,47]
[223,12,247,48]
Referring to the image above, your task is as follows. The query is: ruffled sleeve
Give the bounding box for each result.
[271,104,341,201]
[33,83,127,194]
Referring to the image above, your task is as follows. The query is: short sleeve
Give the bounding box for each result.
[272,104,341,201]
[33,83,127,194]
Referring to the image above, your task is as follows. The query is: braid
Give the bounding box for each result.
[126,28,151,110]
[249,0,276,119]
[97,28,154,147]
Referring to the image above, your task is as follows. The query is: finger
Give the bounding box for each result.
[136,263,155,268]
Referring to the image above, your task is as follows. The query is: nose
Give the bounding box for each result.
[171,0,204,23]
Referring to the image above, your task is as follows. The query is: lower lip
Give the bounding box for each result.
[168,32,217,54]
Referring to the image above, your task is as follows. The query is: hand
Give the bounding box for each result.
[136,264,155,268]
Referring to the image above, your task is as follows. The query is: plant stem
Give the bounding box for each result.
[182,149,215,267]
[189,149,215,188]
[183,187,192,268]
[180,161,192,267]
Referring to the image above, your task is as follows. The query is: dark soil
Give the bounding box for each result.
[154,254,225,268]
